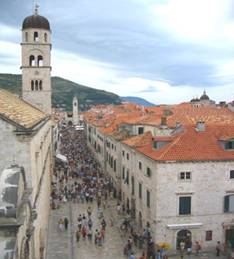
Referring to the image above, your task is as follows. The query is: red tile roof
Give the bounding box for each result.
[133,125,234,161]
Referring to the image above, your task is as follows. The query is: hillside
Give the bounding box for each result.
[121,96,155,106]
[0,73,121,111]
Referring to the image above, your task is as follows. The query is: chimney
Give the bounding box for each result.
[176,121,181,128]
[161,116,167,126]
[196,121,205,132]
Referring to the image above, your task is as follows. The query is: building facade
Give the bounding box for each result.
[0,7,53,259]
[84,102,234,252]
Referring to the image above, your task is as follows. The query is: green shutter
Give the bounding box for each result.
[224,196,229,212]
[179,197,191,215]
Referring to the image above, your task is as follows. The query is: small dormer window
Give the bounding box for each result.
[138,127,144,135]
[153,141,158,149]
[153,140,169,150]
[225,140,234,150]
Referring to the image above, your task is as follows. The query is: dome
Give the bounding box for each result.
[22,14,50,30]
[190,98,199,103]
[200,90,209,100]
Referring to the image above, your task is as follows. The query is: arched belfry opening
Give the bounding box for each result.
[38,56,43,66]
[44,33,47,42]
[29,55,35,66]
[34,31,39,42]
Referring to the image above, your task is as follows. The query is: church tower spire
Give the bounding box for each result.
[73,96,79,125]
[21,7,52,114]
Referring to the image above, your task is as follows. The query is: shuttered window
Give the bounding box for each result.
[224,195,234,212]
[179,196,191,215]
[230,170,234,179]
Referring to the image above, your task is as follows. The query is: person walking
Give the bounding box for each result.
[76,229,80,242]
[216,241,221,256]
[64,217,69,230]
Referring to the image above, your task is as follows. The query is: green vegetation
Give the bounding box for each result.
[0,73,121,111]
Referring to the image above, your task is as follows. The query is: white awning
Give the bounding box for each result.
[167,223,203,230]
[55,154,68,163]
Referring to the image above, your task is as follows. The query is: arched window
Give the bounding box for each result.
[34,31,39,42]
[31,81,34,91]
[38,56,43,67]
[44,33,47,42]
[35,80,39,91]
[39,81,42,90]
[29,55,35,66]
[25,32,28,42]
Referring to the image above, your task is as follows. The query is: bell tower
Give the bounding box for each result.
[73,96,79,125]
[21,5,52,114]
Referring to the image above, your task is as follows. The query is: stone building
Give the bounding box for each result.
[0,7,53,259]
[190,90,216,107]
[84,102,234,252]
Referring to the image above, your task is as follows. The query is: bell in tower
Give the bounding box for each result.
[21,5,52,114]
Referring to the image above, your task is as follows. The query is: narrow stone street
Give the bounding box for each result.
[45,127,142,259]
[46,127,228,259]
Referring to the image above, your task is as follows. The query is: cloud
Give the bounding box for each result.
[138,85,158,93]
[151,0,234,45]
[0,0,233,105]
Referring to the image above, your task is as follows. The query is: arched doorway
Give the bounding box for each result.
[176,229,192,250]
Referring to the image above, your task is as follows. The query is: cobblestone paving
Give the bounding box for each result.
[46,203,70,259]
[71,198,142,259]
[46,198,228,259]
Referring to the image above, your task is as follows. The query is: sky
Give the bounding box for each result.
[0,0,234,104]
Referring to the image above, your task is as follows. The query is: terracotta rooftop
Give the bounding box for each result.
[134,125,234,161]
[123,131,153,147]
[0,89,47,129]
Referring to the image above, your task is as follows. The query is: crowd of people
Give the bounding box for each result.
[50,126,172,259]
[49,125,234,259]
[50,127,117,250]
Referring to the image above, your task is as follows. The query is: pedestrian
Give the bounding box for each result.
[64,217,69,230]
[195,241,201,255]
[138,251,147,259]
[97,232,102,246]
[180,240,185,259]
[87,206,92,217]
[77,214,82,231]
[216,241,221,256]
[76,229,80,242]
[94,229,98,245]
[87,228,93,241]
[101,218,107,230]
[81,225,87,240]
[100,227,105,243]
[130,252,135,259]
[58,218,64,232]
[117,203,121,215]
[88,218,93,230]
